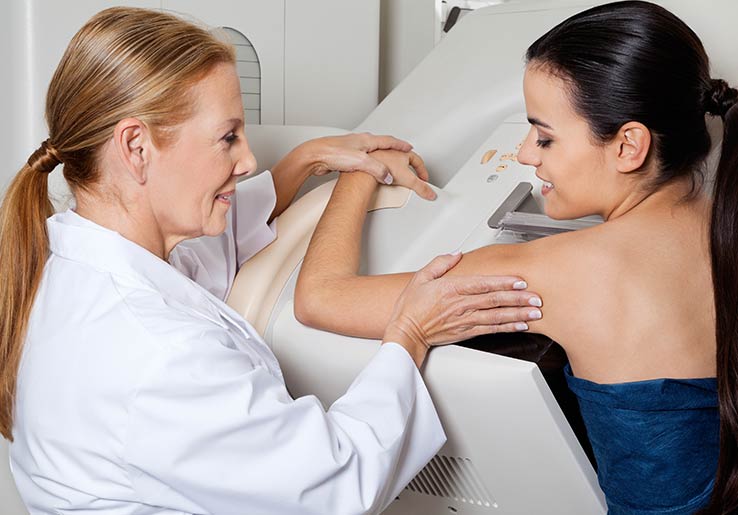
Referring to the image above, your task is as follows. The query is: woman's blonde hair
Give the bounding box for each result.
[0,7,235,440]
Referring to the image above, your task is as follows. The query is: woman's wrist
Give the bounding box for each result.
[383,321,429,368]
[291,139,332,176]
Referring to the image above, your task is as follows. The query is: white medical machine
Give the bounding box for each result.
[2,1,738,513]
[231,1,738,514]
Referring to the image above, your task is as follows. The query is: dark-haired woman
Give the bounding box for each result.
[296,1,732,513]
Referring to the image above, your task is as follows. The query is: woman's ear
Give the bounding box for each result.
[113,118,151,184]
[613,121,651,174]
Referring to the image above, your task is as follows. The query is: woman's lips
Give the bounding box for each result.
[541,180,554,196]
[215,190,235,204]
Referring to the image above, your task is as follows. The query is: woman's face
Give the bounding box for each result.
[148,62,255,245]
[517,65,613,220]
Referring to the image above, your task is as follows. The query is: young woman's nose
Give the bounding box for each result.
[517,127,542,167]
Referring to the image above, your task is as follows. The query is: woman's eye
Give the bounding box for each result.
[536,138,552,149]
[223,132,238,145]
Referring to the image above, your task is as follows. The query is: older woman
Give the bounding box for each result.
[0,7,540,515]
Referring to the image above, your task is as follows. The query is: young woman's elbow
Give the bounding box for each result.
[294,279,327,327]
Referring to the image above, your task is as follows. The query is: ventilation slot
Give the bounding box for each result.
[222,27,261,125]
[406,455,497,508]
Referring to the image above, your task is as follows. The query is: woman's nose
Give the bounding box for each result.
[235,141,257,177]
[517,128,541,167]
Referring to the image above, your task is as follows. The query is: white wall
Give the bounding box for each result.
[379,0,438,100]
[285,0,380,128]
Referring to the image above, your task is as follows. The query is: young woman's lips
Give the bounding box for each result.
[541,180,554,196]
[536,174,555,196]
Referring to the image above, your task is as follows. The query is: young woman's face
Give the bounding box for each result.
[518,65,613,220]
[148,62,256,244]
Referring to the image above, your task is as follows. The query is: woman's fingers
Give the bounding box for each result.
[415,253,463,281]
[408,151,430,181]
[361,133,413,153]
[453,290,542,314]
[354,152,394,184]
[448,275,530,295]
[459,305,542,328]
[452,321,533,341]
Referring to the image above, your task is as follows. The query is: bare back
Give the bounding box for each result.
[454,193,715,384]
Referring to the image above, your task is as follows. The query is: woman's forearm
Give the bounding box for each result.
[295,172,412,338]
[269,142,323,222]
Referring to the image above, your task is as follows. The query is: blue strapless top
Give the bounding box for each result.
[564,365,719,515]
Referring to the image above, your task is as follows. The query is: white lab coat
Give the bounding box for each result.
[10,172,445,515]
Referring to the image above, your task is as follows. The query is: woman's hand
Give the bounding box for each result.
[301,133,435,199]
[368,149,436,200]
[382,253,542,367]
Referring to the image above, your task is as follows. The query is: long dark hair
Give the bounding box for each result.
[526,2,738,512]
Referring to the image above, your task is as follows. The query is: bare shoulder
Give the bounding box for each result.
[452,223,625,347]
[455,223,618,291]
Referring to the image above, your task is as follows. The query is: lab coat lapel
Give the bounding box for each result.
[47,210,282,377]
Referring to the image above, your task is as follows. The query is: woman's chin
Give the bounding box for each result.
[202,218,228,237]
[543,203,578,221]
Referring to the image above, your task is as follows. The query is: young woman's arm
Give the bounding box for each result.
[268,134,435,222]
[295,169,547,339]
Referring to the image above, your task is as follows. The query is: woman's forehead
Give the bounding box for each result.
[189,63,243,126]
[523,66,583,129]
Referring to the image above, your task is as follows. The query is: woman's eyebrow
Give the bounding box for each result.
[527,116,554,130]
[220,117,244,130]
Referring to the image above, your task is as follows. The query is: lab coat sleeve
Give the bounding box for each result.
[124,338,445,515]
[168,171,277,300]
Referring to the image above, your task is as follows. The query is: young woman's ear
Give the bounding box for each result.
[613,122,652,174]
[113,118,151,184]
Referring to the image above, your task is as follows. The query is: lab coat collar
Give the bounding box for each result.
[47,210,228,327]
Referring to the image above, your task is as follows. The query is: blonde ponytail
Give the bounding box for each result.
[0,7,234,440]
[0,158,55,440]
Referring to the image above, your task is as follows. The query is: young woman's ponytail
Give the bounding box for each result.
[703,83,738,515]
[0,145,57,440]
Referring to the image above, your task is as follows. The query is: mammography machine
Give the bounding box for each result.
[2,0,738,513]
[229,1,738,513]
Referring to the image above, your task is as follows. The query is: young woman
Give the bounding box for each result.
[296,2,736,512]
[0,7,540,514]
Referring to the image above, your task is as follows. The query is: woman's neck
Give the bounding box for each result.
[604,176,707,221]
[74,193,169,260]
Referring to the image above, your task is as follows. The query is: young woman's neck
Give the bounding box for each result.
[604,175,706,221]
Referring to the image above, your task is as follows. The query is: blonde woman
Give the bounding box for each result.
[0,8,540,514]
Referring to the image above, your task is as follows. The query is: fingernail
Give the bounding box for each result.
[451,250,462,256]
[383,174,393,185]
[528,309,542,320]
[515,322,529,331]
[528,297,542,307]
[513,281,527,290]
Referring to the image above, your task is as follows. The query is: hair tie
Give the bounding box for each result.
[27,139,62,174]
[705,79,738,118]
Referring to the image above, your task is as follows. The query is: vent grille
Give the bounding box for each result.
[222,27,261,125]
[406,455,497,508]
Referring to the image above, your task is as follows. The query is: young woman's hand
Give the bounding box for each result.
[382,253,543,367]
[368,149,436,200]
[300,133,435,199]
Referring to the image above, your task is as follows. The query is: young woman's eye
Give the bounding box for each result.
[536,138,552,149]
[223,132,238,145]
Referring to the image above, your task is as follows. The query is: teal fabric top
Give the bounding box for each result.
[564,365,719,514]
